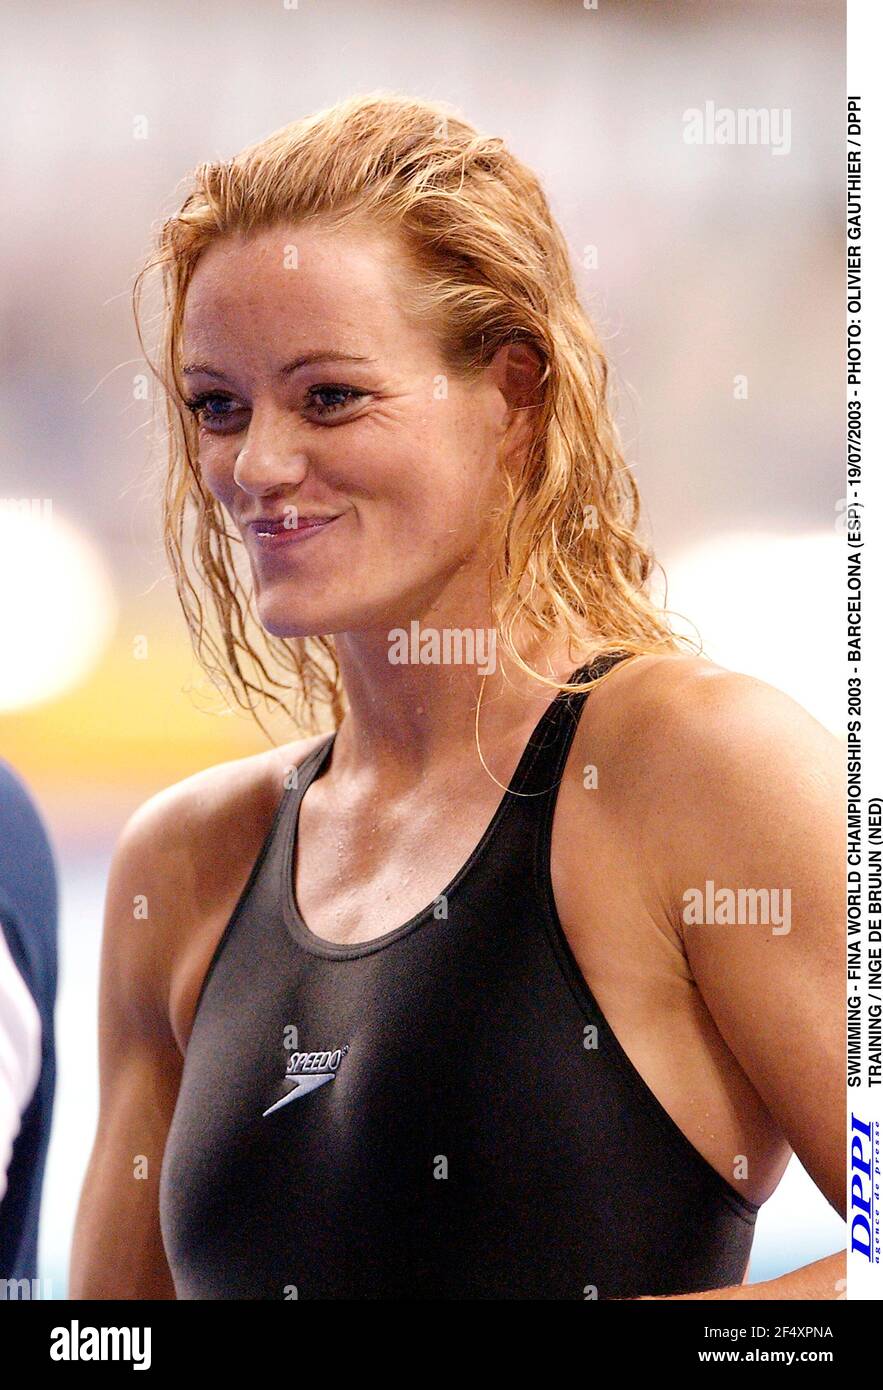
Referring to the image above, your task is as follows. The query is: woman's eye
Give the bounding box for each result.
[183,384,368,433]
[306,385,367,419]
[184,393,247,434]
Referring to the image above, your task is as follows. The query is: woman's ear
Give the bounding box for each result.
[487,342,544,467]
[488,341,544,412]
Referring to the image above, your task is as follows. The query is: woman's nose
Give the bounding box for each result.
[232,407,310,495]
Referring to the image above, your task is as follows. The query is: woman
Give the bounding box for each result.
[71,92,844,1300]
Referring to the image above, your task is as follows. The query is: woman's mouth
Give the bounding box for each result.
[247,514,342,551]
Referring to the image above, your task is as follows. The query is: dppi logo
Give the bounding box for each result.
[850,1113,879,1260]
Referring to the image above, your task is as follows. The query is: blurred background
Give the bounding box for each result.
[0,0,845,1295]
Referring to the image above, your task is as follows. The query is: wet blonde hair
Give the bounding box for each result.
[136,90,691,737]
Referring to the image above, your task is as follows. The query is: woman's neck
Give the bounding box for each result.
[329,623,589,789]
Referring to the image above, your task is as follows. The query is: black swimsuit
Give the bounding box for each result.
[160,652,758,1299]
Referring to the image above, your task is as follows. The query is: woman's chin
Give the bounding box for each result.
[259,614,323,640]
[255,597,348,641]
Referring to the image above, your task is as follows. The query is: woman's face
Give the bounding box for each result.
[181,221,514,639]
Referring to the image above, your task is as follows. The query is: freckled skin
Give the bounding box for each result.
[182,223,511,640]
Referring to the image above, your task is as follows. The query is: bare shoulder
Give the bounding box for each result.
[102,732,329,1048]
[118,732,327,875]
[582,649,843,931]
[586,649,840,796]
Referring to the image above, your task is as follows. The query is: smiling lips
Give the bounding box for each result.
[247,514,341,550]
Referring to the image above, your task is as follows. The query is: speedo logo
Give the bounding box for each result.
[262,1045,349,1117]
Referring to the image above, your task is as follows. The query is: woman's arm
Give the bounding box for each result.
[647,1251,845,1301]
[70,737,326,1299]
[639,665,846,1299]
[70,801,185,1299]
